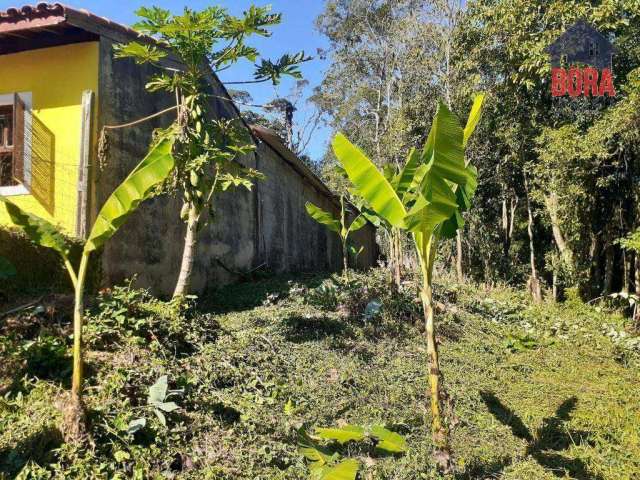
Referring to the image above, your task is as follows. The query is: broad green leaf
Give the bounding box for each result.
[463,93,486,148]
[316,425,365,444]
[423,101,470,189]
[127,417,146,434]
[370,425,408,453]
[299,446,336,465]
[157,401,179,412]
[85,137,175,252]
[347,214,367,234]
[316,459,360,480]
[148,375,168,404]
[306,202,341,234]
[332,133,406,228]
[0,256,16,280]
[154,409,167,426]
[0,197,71,260]
[440,92,484,238]
[394,148,422,199]
[404,175,458,234]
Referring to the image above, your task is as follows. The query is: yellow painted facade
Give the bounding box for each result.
[0,42,99,234]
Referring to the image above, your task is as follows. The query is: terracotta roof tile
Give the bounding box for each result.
[0,3,144,40]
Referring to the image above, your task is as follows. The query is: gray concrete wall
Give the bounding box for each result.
[94,37,377,296]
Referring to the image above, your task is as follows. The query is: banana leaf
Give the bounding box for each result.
[332,133,406,228]
[85,137,175,252]
[0,196,71,260]
[306,202,341,233]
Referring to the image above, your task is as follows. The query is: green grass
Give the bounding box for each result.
[0,270,638,479]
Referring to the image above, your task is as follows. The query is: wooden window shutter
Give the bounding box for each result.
[12,93,25,184]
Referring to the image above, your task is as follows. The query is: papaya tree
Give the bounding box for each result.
[114,5,310,297]
[305,196,367,275]
[332,95,484,472]
[0,136,175,437]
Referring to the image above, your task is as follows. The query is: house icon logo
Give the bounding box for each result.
[545,20,616,97]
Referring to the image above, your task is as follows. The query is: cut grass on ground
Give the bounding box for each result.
[1,270,639,479]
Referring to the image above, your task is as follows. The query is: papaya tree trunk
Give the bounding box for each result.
[419,234,452,472]
[174,202,200,298]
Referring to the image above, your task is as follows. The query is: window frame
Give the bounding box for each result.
[0,92,32,196]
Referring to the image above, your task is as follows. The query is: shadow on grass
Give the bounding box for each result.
[2,334,73,395]
[199,273,327,314]
[472,392,602,480]
[0,426,63,477]
[282,314,354,344]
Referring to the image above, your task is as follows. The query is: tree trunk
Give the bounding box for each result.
[603,245,615,295]
[173,203,200,298]
[589,234,602,297]
[635,253,640,297]
[622,250,631,294]
[524,176,542,303]
[634,253,640,327]
[455,231,463,283]
[544,193,573,265]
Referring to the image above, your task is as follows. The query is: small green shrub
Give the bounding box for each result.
[86,282,217,354]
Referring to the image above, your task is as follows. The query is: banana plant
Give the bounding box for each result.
[306,196,367,275]
[332,95,485,472]
[0,136,175,430]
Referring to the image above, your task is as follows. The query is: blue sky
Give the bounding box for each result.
[0,0,331,162]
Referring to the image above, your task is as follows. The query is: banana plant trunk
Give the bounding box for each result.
[394,229,402,288]
[342,239,348,278]
[455,231,463,283]
[174,202,200,298]
[418,235,452,472]
[67,252,90,439]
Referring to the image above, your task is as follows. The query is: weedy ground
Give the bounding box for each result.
[0,269,639,479]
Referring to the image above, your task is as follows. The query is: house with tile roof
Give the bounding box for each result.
[0,3,377,295]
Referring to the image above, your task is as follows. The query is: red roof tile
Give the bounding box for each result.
[0,3,143,41]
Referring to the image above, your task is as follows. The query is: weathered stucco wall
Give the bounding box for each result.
[95,37,377,296]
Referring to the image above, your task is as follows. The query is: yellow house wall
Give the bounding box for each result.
[0,42,99,234]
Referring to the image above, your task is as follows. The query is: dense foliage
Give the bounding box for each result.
[1,271,639,478]
[314,0,640,304]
